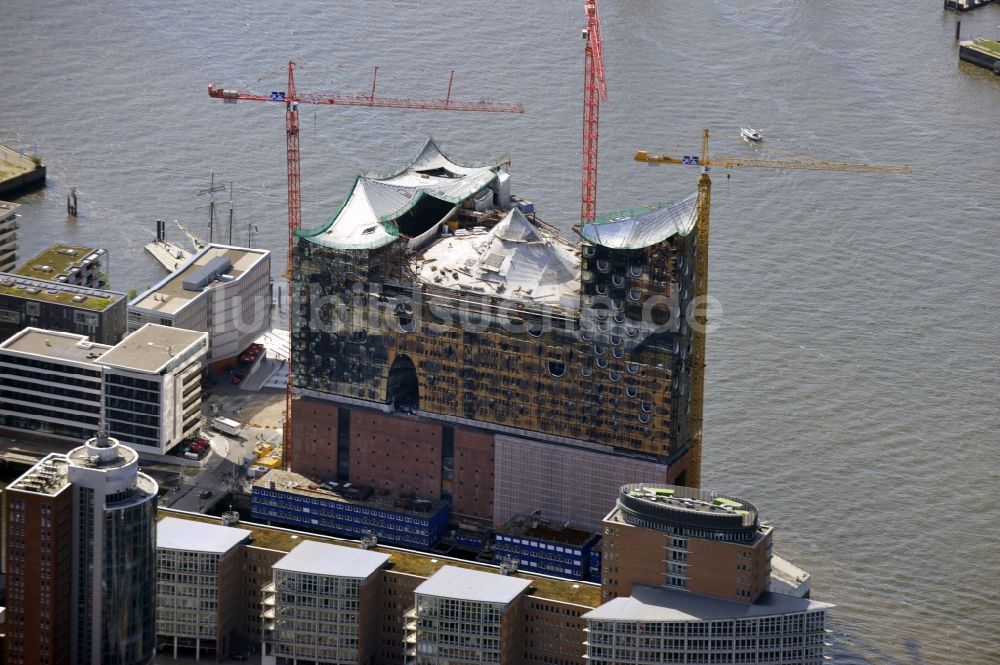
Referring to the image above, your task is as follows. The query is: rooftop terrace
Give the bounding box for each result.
[159,509,601,607]
[615,484,763,538]
[0,272,122,311]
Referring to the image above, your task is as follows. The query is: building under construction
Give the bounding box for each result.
[290,140,705,532]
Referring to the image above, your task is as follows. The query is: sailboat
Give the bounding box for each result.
[740,103,763,143]
[740,126,762,143]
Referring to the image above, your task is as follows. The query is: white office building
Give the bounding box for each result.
[128,244,271,365]
[97,324,207,456]
[0,324,207,456]
[0,328,110,441]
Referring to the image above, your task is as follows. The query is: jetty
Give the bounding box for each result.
[144,239,192,272]
[945,0,996,10]
[959,38,1000,74]
[0,144,45,199]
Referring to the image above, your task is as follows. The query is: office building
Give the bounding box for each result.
[128,244,271,365]
[290,139,704,536]
[262,541,389,665]
[3,433,158,665]
[97,323,207,455]
[0,272,126,345]
[156,517,252,661]
[0,201,18,273]
[0,324,207,455]
[14,243,108,288]
[0,328,109,441]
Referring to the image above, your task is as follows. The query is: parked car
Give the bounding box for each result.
[199,490,213,500]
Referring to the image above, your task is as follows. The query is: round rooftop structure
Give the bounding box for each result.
[617,483,761,542]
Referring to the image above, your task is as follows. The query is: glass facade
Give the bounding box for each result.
[100,496,157,664]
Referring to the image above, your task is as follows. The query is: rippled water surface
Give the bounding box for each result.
[2,2,999,662]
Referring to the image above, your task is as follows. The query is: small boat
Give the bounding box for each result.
[740,126,762,143]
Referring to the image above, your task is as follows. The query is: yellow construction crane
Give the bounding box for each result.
[635,129,913,174]
[635,129,911,488]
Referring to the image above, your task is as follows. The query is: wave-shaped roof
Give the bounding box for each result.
[297,139,504,250]
[580,192,699,250]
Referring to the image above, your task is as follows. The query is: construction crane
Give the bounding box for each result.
[635,129,912,489]
[581,0,608,225]
[208,61,523,470]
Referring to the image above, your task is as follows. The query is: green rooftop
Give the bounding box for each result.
[159,509,601,607]
[14,243,105,283]
[0,274,121,311]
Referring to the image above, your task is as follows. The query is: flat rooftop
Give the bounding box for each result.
[583,584,834,623]
[159,510,601,608]
[255,469,449,517]
[0,327,111,364]
[0,272,123,311]
[7,453,70,496]
[416,565,532,605]
[130,244,269,317]
[97,323,206,373]
[14,243,105,282]
[273,540,390,579]
[158,516,251,554]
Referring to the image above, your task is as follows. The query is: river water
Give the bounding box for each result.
[2,1,999,662]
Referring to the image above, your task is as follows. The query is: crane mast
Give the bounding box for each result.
[635,128,911,489]
[581,0,608,225]
[208,62,523,470]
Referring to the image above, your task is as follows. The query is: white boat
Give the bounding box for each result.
[741,126,762,143]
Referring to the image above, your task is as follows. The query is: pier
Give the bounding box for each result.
[959,38,1000,74]
[0,144,46,199]
[945,0,996,10]
[144,238,193,272]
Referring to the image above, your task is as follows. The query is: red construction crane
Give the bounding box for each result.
[208,61,523,470]
[581,0,608,225]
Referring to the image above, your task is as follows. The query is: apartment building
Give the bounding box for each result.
[263,541,389,665]
[14,243,108,288]
[0,201,18,273]
[0,272,126,345]
[156,517,252,661]
[407,566,530,665]
[128,244,271,365]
